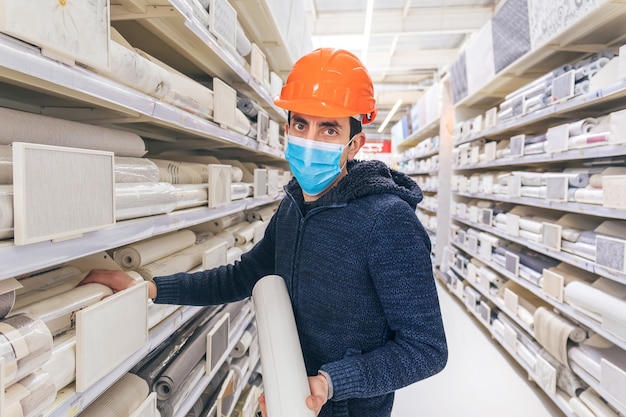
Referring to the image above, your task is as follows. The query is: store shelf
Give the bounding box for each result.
[111,0,286,121]
[454,0,626,109]
[456,79,626,146]
[569,362,626,416]
[451,215,626,285]
[454,144,626,170]
[449,240,626,352]
[0,194,283,281]
[454,191,626,221]
[397,118,441,150]
[44,304,205,417]
[439,271,577,417]
[399,147,440,163]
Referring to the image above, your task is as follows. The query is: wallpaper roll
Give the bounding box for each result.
[570,188,603,205]
[3,369,57,417]
[114,157,161,183]
[1,290,15,319]
[560,240,596,261]
[208,212,246,232]
[245,205,277,223]
[150,160,205,184]
[518,218,544,234]
[253,275,315,417]
[568,118,598,136]
[235,23,252,57]
[10,283,113,337]
[14,266,84,310]
[232,183,253,200]
[569,397,595,417]
[580,388,620,417]
[99,41,171,99]
[136,235,233,280]
[186,361,230,417]
[538,348,585,397]
[158,359,207,417]
[232,221,263,246]
[231,166,244,183]
[0,314,53,386]
[114,230,197,269]
[232,322,257,358]
[568,132,610,149]
[154,301,247,400]
[172,184,208,210]
[0,107,146,157]
[115,182,178,221]
[0,144,12,184]
[565,281,626,339]
[148,302,181,330]
[521,186,547,199]
[237,97,261,122]
[233,109,253,137]
[0,185,14,239]
[79,373,149,417]
[41,331,76,391]
[533,306,586,366]
[590,167,626,188]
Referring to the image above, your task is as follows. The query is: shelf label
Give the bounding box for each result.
[470,145,480,164]
[503,288,519,315]
[505,252,520,276]
[479,241,492,261]
[546,124,570,153]
[551,69,575,104]
[503,323,518,351]
[467,263,478,284]
[534,355,557,395]
[609,109,626,145]
[509,134,525,157]
[478,300,491,323]
[507,175,522,198]
[469,206,479,223]
[601,358,626,408]
[545,176,569,201]
[542,223,562,251]
[596,235,626,273]
[469,175,480,194]
[467,235,478,254]
[602,175,626,209]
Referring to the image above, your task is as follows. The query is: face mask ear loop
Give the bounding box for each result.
[340,136,357,170]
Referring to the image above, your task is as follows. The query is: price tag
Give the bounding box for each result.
[542,223,562,251]
[545,176,569,201]
[506,213,520,236]
[542,269,565,302]
[546,124,570,153]
[507,175,522,198]
[479,241,492,261]
[551,69,575,103]
[503,288,519,315]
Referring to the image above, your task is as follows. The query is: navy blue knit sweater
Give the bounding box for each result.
[154,159,448,417]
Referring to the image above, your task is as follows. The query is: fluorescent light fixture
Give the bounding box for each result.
[377,98,403,133]
[361,0,375,64]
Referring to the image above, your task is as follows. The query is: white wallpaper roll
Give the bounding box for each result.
[568,118,598,136]
[208,211,246,232]
[14,266,84,310]
[246,205,277,222]
[0,185,14,239]
[231,166,244,182]
[80,373,149,417]
[231,183,253,200]
[99,41,172,99]
[579,388,619,417]
[150,160,205,184]
[172,184,208,210]
[10,283,113,337]
[565,281,626,339]
[568,397,595,417]
[4,369,57,417]
[115,182,178,221]
[148,302,181,330]
[0,144,12,184]
[114,157,160,183]
[252,275,315,417]
[533,306,586,366]
[0,314,53,386]
[0,107,146,157]
[114,230,197,269]
[41,331,76,391]
[232,322,257,358]
[232,221,262,246]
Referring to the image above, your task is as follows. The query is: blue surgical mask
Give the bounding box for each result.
[285,135,353,196]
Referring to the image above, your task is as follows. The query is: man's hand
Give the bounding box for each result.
[79,269,156,298]
[257,374,328,417]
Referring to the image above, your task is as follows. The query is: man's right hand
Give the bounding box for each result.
[80,269,157,299]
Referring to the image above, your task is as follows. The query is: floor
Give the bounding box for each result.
[391,282,564,417]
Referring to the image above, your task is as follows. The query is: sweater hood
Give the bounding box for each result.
[286,159,423,209]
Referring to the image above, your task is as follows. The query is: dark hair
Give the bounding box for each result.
[287,112,363,139]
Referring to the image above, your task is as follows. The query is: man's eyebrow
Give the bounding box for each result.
[319,120,342,129]
[291,116,309,126]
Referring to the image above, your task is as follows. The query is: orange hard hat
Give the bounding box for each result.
[274,48,377,124]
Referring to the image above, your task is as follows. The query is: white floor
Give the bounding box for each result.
[391,282,564,417]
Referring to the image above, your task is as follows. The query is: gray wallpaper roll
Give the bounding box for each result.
[185,361,230,417]
[0,314,53,386]
[154,300,247,400]
[4,369,57,417]
[0,290,15,319]
[492,0,530,73]
[158,359,207,417]
[0,107,146,157]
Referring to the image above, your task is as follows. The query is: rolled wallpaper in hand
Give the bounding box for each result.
[534,306,586,366]
[253,275,315,417]
[3,369,56,417]
[0,314,53,386]
[79,373,149,417]
[0,107,146,157]
[114,230,197,269]
[10,283,113,337]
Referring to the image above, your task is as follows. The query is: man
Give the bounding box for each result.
[82,48,447,416]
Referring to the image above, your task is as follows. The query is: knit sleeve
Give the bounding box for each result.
[153,212,278,306]
[320,199,448,400]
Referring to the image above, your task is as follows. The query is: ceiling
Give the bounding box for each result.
[304,0,498,136]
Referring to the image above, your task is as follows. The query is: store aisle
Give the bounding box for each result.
[391,282,563,417]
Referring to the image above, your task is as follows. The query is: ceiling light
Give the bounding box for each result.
[377,98,403,133]
[361,0,375,64]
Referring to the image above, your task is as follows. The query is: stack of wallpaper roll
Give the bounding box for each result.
[570,166,626,206]
[534,306,587,366]
[497,280,551,330]
[493,244,559,286]
[497,50,614,122]
[1,314,57,417]
[0,106,147,237]
[79,373,151,417]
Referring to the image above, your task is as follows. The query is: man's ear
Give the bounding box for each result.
[347,133,366,160]
[284,122,289,135]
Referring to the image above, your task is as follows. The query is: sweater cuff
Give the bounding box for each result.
[153,273,183,304]
[320,358,361,401]
[318,370,334,400]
